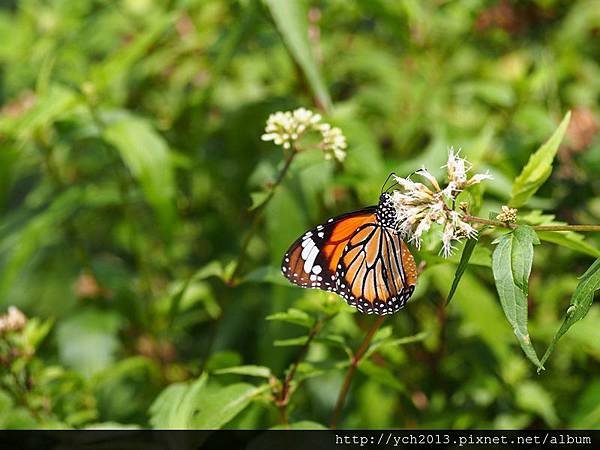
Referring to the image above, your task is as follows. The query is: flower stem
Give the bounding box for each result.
[228,150,297,285]
[203,150,297,376]
[276,316,328,424]
[463,215,600,232]
[330,315,386,429]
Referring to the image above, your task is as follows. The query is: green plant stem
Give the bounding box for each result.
[228,150,297,285]
[463,215,600,232]
[86,101,155,322]
[276,316,328,424]
[330,315,386,429]
[0,347,40,420]
[201,149,298,376]
[37,137,96,276]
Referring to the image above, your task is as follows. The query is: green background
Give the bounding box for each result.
[0,0,599,429]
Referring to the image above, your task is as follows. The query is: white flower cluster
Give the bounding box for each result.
[496,205,518,223]
[0,306,27,334]
[319,123,347,162]
[391,149,492,257]
[261,107,347,162]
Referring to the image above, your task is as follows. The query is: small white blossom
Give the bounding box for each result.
[445,148,469,184]
[261,107,347,162]
[444,148,492,194]
[496,205,518,223]
[0,306,27,334]
[468,172,494,185]
[319,123,347,162]
[262,109,318,149]
[449,210,478,240]
[415,168,441,192]
[441,221,457,258]
[390,149,492,257]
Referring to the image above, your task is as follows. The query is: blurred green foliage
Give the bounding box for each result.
[1,0,599,430]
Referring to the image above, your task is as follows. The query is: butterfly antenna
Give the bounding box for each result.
[385,181,400,193]
[381,172,397,194]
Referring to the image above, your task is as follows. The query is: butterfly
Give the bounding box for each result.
[281,177,418,315]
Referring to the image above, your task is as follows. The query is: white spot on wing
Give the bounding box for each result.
[312,265,322,274]
[301,237,313,248]
[301,240,315,259]
[303,246,319,273]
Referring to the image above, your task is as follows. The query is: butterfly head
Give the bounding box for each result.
[376,192,398,229]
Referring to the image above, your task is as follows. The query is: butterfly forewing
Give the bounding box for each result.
[281,208,377,291]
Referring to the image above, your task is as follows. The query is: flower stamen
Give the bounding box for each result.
[391,149,492,257]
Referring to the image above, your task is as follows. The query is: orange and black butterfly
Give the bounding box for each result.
[281,177,418,315]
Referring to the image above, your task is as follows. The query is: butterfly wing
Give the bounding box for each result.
[281,207,377,291]
[334,224,417,315]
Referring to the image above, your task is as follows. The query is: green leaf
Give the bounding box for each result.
[266,308,315,328]
[85,422,141,430]
[446,238,478,305]
[315,334,351,355]
[492,226,543,370]
[192,261,227,282]
[364,331,429,359]
[168,277,192,328]
[191,383,266,429]
[536,231,600,258]
[92,356,160,423]
[150,375,262,429]
[520,210,600,257]
[509,111,571,208]
[294,361,326,382]
[214,365,272,379]
[264,0,331,111]
[0,84,79,139]
[56,308,123,376]
[0,391,37,428]
[371,325,393,343]
[569,380,600,428]
[149,375,208,428]
[22,317,53,351]
[205,352,243,372]
[274,336,309,347]
[515,381,558,426]
[168,278,221,329]
[539,258,600,371]
[358,360,405,392]
[271,420,327,429]
[418,243,492,268]
[149,384,189,428]
[242,266,291,287]
[429,265,513,362]
[90,13,176,95]
[0,187,83,297]
[456,80,515,107]
[0,145,18,212]
[249,191,270,211]
[103,115,176,235]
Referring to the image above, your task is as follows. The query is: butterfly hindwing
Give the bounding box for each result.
[281,207,377,292]
[334,224,417,315]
